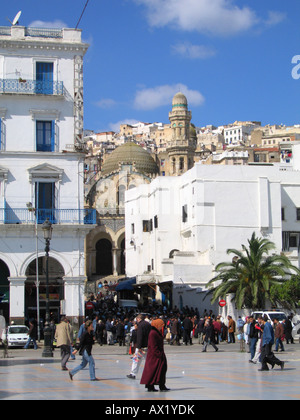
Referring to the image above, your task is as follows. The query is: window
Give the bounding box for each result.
[154,215,158,229]
[289,234,299,248]
[131,223,135,234]
[36,62,54,94]
[297,208,300,221]
[143,220,150,232]
[35,182,56,223]
[281,208,285,221]
[182,205,188,223]
[36,121,55,152]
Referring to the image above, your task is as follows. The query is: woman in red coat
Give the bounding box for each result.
[140,318,169,392]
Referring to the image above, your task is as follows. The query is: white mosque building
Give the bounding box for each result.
[125,127,300,315]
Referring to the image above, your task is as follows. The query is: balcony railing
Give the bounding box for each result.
[0,79,64,96]
[0,208,96,225]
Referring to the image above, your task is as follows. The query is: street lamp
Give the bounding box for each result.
[42,218,53,358]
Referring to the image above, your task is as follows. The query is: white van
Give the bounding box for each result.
[251,311,287,325]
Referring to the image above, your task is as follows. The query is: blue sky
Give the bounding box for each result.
[2,1,300,132]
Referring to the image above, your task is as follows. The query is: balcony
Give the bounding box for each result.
[0,208,96,225]
[0,79,64,96]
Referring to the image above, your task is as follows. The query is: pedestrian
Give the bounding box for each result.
[69,320,100,381]
[202,319,219,352]
[106,317,114,345]
[274,318,285,352]
[182,316,193,345]
[127,314,151,380]
[213,317,222,344]
[116,319,125,346]
[249,316,258,360]
[140,318,169,392]
[258,315,284,371]
[129,321,138,355]
[95,319,105,345]
[54,316,73,371]
[24,318,38,350]
[227,315,236,343]
[283,316,294,344]
[170,316,180,346]
[249,316,263,364]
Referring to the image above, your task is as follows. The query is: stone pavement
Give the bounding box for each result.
[0,339,299,401]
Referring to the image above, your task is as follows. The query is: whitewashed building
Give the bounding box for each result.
[125,143,300,313]
[0,25,95,327]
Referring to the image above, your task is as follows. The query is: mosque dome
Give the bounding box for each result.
[101,142,159,177]
[172,92,188,109]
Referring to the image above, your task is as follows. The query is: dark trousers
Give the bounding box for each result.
[60,344,71,369]
[183,330,191,344]
[261,343,282,370]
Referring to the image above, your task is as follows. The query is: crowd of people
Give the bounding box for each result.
[21,293,297,387]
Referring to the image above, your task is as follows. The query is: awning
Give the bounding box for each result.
[115,277,136,291]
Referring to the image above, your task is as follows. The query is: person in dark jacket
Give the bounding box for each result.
[249,316,259,360]
[170,316,180,346]
[140,318,169,392]
[202,319,219,352]
[259,315,284,371]
[127,314,151,379]
[183,316,193,345]
[69,320,100,381]
[24,318,38,350]
[116,319,125,346]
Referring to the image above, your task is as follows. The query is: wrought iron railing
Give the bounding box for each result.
[0,208,96,225]
[0,79,64,96]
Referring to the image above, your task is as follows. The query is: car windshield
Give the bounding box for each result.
[8,327,28,334]
[268,313,287,321]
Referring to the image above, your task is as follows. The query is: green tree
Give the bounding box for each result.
[206,232,299,310]
[270,275,300,310]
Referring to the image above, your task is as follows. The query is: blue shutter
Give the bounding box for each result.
[36,121,55,152]
[36,62,54,94]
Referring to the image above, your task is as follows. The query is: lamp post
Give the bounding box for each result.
[42,218,53,358]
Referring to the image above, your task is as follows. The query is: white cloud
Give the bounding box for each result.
[28,20,68,29]
[171,42,216,59]
[95,98,117,109]
[134,84,205,110]
[264,11,286,27]
[134,0,260,36]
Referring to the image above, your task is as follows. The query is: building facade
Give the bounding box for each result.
[125,144,300,313]
[0,25,95,327]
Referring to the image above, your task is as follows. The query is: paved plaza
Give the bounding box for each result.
[0,339,299,402]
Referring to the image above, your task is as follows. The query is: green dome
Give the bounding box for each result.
[101,142,159,176]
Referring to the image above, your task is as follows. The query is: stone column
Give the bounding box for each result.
[63,276,86,332]
[8,277,26,324]
[112,248,118,276]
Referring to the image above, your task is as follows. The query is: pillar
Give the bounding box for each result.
[63,276,86,332]
[9,277,26,324]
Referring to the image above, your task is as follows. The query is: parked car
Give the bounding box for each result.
[1,325,29,348]
[251,311,287,326]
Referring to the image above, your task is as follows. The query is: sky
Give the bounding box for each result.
[2,0,300,133]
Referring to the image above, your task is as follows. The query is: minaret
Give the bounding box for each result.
[167,92,196,175]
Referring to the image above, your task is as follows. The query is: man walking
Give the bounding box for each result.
[259,315,284,371]
[274,318,285,352]
[55,316,73,371]
[127,314,151,379]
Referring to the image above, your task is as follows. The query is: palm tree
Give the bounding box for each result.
[206,232,299,310]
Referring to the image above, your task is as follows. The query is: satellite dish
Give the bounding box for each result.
[7,11,22,26]
[12,11,22,26]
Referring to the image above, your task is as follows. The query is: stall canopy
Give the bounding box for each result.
[115,277,136,291]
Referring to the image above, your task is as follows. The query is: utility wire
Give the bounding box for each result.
[75,0,91,29]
